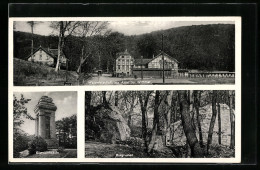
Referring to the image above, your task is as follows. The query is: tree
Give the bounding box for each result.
[27,21,35,61]
[148,91,160,153]
[207,90,218,154]
[56,114,77,148]
[13,94,34,157]
[177,90,203,157]
[229,91,235,149]
[138,91,152,153]
[194,90,203,147]
[73,21,109,74]
[217,91,222,145]
[137,34,158,58]
[51,21,80,72]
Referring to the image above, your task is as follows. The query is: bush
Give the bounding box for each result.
[13,133,30,158]
[28,136,48,155]
[57,146,65,153]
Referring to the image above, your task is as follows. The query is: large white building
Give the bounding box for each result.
[115,49,134,77]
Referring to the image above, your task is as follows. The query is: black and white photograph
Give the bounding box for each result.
[12,18,237,86]
[12,92,77,158]
[85,90,236,158]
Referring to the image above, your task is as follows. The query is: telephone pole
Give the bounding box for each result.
[162,34,165,84]
[141,55,143,80]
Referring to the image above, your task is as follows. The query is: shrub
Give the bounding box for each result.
[28,136,48,155]
[57,146,65,153]
[13,133,30,158]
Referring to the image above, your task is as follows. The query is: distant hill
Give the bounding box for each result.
[13,24,235,72]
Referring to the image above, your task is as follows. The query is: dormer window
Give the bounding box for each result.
[121,56,124,58]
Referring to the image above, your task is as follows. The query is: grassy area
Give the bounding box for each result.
[26,149,77,158]
[13,58,78,86]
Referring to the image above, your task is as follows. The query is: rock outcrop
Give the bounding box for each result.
[89,105,131,143]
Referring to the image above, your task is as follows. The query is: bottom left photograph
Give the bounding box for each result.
[12,91,77,158]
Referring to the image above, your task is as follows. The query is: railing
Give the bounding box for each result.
[176,72,235,78]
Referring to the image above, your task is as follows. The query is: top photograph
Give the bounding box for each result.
[10,17,239,86]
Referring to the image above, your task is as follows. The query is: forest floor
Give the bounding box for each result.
[85,141,148,158]
[85,141,235,158]
[85,74,234,85]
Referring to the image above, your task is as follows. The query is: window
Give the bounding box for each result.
[118,65,120,69]
[45,116,50,139]
[39,54,42,60]
[121,56,124,58]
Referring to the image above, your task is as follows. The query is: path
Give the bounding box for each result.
[85,74,197,85]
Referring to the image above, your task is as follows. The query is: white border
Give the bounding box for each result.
[8,17,241,163]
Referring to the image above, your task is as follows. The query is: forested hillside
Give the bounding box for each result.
[14,24,235,72]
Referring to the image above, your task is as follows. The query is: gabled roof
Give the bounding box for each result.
[150,51,179,63]
[135,58,152,65]
[116,49,132,59]
[26,46,66,60]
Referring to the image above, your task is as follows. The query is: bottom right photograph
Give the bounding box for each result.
[85,90,236,158]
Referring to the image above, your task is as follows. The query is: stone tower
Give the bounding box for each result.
[34,96,58,148]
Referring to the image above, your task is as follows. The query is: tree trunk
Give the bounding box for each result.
[85,91,92,115]
[194,90,203,147]
[31,23,34,61]
[229,91,235,149]
[178,90,203,158]
[115,91,118,106]
[207,90,218,154]
[102,91,107,105]
[138,92,150,153]
[217,96,221,145]
[55,21,64,72]
[148,91,160,153]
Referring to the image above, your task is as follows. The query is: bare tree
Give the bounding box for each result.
[207,90,218,154]
[194,90,203,147]
[27,21,42,61]
[51,21,80,72]
[217,91,222,145]
[138,91,152,153]
[178,90,203,157]
[73,21,109,74]
[229,91,235,149]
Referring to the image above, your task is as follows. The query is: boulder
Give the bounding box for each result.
[95,105,131,143]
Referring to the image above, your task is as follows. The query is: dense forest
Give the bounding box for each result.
[85,90,235,158]
[14,23,235,73]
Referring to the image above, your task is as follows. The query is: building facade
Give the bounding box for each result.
[115,49,134,77]
[133,52,179,78]
[27,46,67,68]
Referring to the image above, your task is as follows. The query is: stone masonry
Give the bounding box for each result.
[34,96,58,148]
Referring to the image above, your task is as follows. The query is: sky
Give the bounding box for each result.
[13,92,77,135]
[14,20,235,36]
